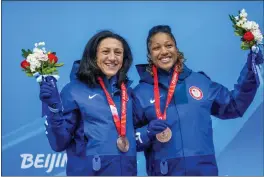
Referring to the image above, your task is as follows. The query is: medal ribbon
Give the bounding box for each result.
[98,77,127,137]
[152,65,179,120]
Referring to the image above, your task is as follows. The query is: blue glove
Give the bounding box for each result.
[39,76,61,109]
[247,48,263,69]
[147,119,168,140]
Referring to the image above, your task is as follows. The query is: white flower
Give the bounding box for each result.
[240,12,248,18]
[236,21,243,27]
[240,9,246,14]
[238,19,246,26]
[26,53,37,63]
[235,16,239,21]
[29,65,36,72]
[242,21,253,30]
[252,29,263,44]
[27,52,48,63]
[242,21,260,31]
[241,17,247,22]
[251,21,259,30]
[38,42,45,46]
[32,48,48,61]
[239,9,248,18]
[33,47,44,54]
[29,63,39,72]
[37,53,49,61]
[26,54,42,72]
[35,43,38,47]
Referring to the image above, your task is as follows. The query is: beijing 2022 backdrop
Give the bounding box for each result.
[2,1,263,176]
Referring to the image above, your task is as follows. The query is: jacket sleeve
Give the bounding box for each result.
[210,63,259,119]
[44,86,79,152]
[135,125,153,152]
[132,90,152,152]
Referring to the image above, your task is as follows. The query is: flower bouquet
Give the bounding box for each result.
[229,9,263,49]
[20,42,63,82]
[20,42,64,117]
[229,9,263,85]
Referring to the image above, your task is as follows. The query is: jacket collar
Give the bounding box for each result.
[136,63,192,88]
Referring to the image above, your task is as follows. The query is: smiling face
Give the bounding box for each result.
[96,38,124,78]
[149,32,178,71]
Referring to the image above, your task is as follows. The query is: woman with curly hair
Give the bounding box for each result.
[133,25,263,176]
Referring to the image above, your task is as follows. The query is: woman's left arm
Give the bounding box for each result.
[211,50,263,119]
[132,90,153,152]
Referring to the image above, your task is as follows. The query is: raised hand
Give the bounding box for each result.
[39,76,61,107]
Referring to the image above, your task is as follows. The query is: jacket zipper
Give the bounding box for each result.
[174,103,187,175]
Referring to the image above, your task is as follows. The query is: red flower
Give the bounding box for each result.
[243,31,254,42]
[21,60,30,69]
[48,53,58,63]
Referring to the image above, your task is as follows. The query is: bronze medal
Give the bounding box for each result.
[152,66,178,144]
[156,127,172,143]
[117,136,129,152]
[98,77,129,153]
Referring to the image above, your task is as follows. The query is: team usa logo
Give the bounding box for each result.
[189,86,203,100]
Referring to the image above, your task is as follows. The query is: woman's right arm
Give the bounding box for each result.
[44,108,79,152]
[40,76,79,152]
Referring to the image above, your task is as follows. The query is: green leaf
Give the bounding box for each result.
[234,31,241,36]
[25,72,33,77]
[236,27,246,35]
[241,41,250,50]
[40,64,62,75]
[249,41,255,46]
[229,15,237,25]
[27,49,32,54]
[228,14,232,20]
[21,48,33,58]
[45,62,50,67]
[42,67,56,75]
[229,15,233,22]
[54,63,64,67]
[22,49,28,58]
[229,15,234,24]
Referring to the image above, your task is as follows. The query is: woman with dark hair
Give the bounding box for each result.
[39,30,137,176]
[132,25,263,175]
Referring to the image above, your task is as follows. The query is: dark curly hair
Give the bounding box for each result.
[146,25,185,74]
[77,30,133,88]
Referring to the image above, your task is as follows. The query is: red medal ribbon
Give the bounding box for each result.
[152,65,179,120]
[98,77,128,136]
